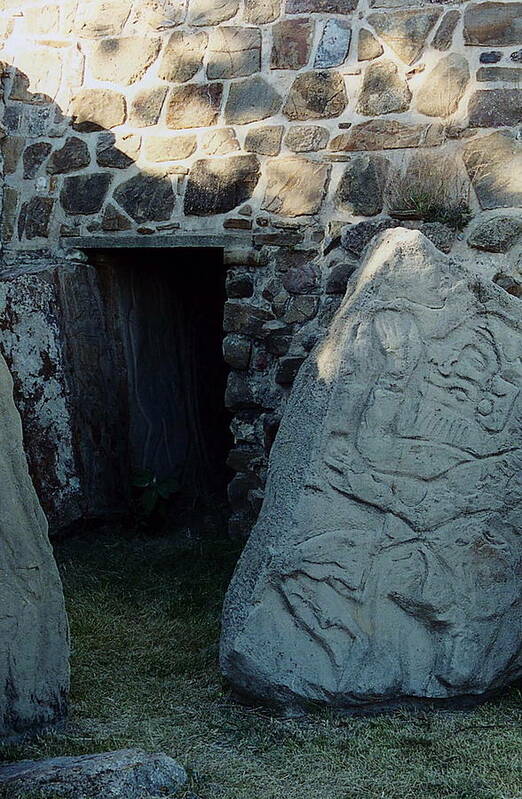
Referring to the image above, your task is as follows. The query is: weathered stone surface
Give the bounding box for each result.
[1,137,24,175]
[47,137,90,174]
[480,50,502,63]
[468,89,522,127]
[0,353,68,738]
[128,87,167,127]
[223,335,252,369]
[101,204,133,231]
[341,216,399,256]
[89,37,161,85]
[464,131,522,209]
[281,261,320,294]
[433,10,460,51]
[202,128,240,155]
[511,48,522,62]
[275,356,306,386]
[271,20,314,70]
[464,3,522,46]
[367,10,441,64]
[61,174,112,215]
[244,0,280,24]
[10,48,62,104]
[245,126,283,156]
[208,26,261,79]
[468,215,522,252]
[113,174,175,222]
[336,154,390,216]
[96,132,140,168]
[286,0,356,11]
[158,30,208,82]
[138,0,187,29]
[262,157,330,216]
[221,228,522,711]
[314,19,351,69]
[325,261,357,294]
[0,750,187,798]
[144,134,196,161]
[477,66,522,81]
[330,119,444,151]
[224,302,274,337]
[74,1,132,37]
[226,273,255,298]
[358,28,384,61]
[1,187,18,243]
[416,54,470,118]
[284,71,348,121]
[70,89,126,132]
[285,125,329,152]
[19,197,54,239]
[23,142,52,179]
[166,84,223,129]
[358,60,411,116]
[184,156,260,215]
[225,77,282,125]
[189,0,239,26]
[416,221,455,254]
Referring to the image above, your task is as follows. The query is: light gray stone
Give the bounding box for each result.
[189,0,239,25]
[284,125,329,152]
[220,228,522,711]
[74,1,132,37]
[467,215,522,252]
[463,130,522,209]
[314,19,351,69]
[357,60,411,116]
[225,76,282,125]
[158,30,208,82]
[416,54,470,118]
[208,26,261,79]
[367,9,442,64]
[128,87,167,127]
[262,157,330,216]
[245,126,283,156]
[0,749,187,798]
[357,28,383,61]
[0,353,69,738]
[88,37,161,85]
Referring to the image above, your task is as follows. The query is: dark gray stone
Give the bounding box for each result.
[325,261,357,294]
[477,66,522,81]
[225,372,256,409]
[113,174,175,223]
[286,0,356,11]
[281,262,320,294]
[96,132,135,168]
[511,48,522,62]
[464,2,522,45]
[226,272,255,298]
[22,141,52,178]
[341,217,399,257]
[468,89,522,127]
[432,10,460,51]
[467,215,522,252]
[223,334,252,369]
[61,174,112,215]
[47,137,90,174]
[336,154,391,216]
[223,301,274,338]
[480,51,502,63]
[284,70,348,120]
[224,77,282,125]
[19,196,54,238]
[101,204,133,231]
[184,156,260,216]
[275,356,306,386]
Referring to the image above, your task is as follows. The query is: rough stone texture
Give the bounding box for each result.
[0,353,69,738]
[0,750,187,798]
[102,204,133,231]
[2,137,24,175]
[467,215,522,252]
[96,132,140,168]
[166,84,223,129]
[23,142,52,179]
[184,156,260,215]
[189,0,239,26]
[220,228,522,710]
[283,71,348,121]
[70,89,126,132]
[144,134,197,161]
[271,20,314,70]
[262,157,330,217]
[464,3,522,46]
[74,1,132,37]
[358,60,411,116]
[19,197,54,239]
[284,125,330,152]
[244,0,280,24]
[158,31,208,82]
[61,174,112,215]
[245,126,283,156]
[128,87,167,127]
[286,0,356,11]
[416,54,470,118]
[341,216,400,256]
[468,90,522,127]
[89,37,161,85]
[330,120,444,151]
[358,28,384,61]
[223,335,252,369]
[481,50,502,63]
[208,27,261,79]
[477,66,522,81]
[47,137,90,174]
[463,131,522,209]
[433,10,461,51]
[336,154,390,215]
[113,173,176,222]
[368,10,442,64]
[225,77,282,125]
[202,128,240,155]
[314,19,351,69]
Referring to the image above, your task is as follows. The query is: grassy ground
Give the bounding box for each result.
[1,530,521,799]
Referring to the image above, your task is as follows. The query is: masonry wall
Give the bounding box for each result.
[0,0,521,534]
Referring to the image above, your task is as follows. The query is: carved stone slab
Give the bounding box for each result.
[0,354,69,738]
[220,228,522,711]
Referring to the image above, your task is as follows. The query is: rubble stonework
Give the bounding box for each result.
[0,0,521,537]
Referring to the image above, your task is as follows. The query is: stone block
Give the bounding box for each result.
[89,36,161,85]
[96,132,140,168]
[244,0,280,24]
[144,135,196,161]
[271,20,314,70]
[262,157,330,216]
[358,60,411,116]
[469,90,522,127]
[47,137,89,174]
[367,9,442,64]
[477,66,522,81]
[336,154,390,216]
[286,0,356,11]
[281,261,320,294]
[189,0,239,26]
[1,136,24,175]
[208,26,261,79]
[223,334,252,369]
[416,54,470,118]
[330,119,445,151]
[19,196,54,239]
[464,3,522,46]
[202,128,240,155]
[314,19,351,69]
[128,87,167,127]
[102,204,133,231]
[358,28,384,61]
[275,356,305,386]
[23,142,52,178]
[74,1,132,37]
[166,84,223,129]
[245,126,283,156]
[113,174,175,222]
[158,30,208,82]
[341,216,400,257]
[1,187,18,242]
[467,215,522,252]
[284,125,329,152]
[184,156,260,215]
[433,10,460,51]
[61,174,112,215]
[225,76,282,125]
[463,131,522,209]
[70,89,126,132]
[223,302,274,337]
[283,71,348,121]
[325,261,357,294]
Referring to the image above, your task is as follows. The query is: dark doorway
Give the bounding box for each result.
[72,248,232,525]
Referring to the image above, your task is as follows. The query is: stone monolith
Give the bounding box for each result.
[0,353,69,738]
[221,228,522,711]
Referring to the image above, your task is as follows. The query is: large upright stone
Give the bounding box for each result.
[0,354,69,738]
[463,130,522,209]
[262,156,330,216]
[184,156,260,215]
[221,228,522,711]
[357,60,411,115]
[416,54,470,118]
[368,9,441,64]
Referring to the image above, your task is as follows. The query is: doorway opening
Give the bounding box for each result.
[73,247,232,533]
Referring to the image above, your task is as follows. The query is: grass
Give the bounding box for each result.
[1,530,521,799]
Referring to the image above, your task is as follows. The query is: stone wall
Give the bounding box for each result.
[0,0,521,534]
